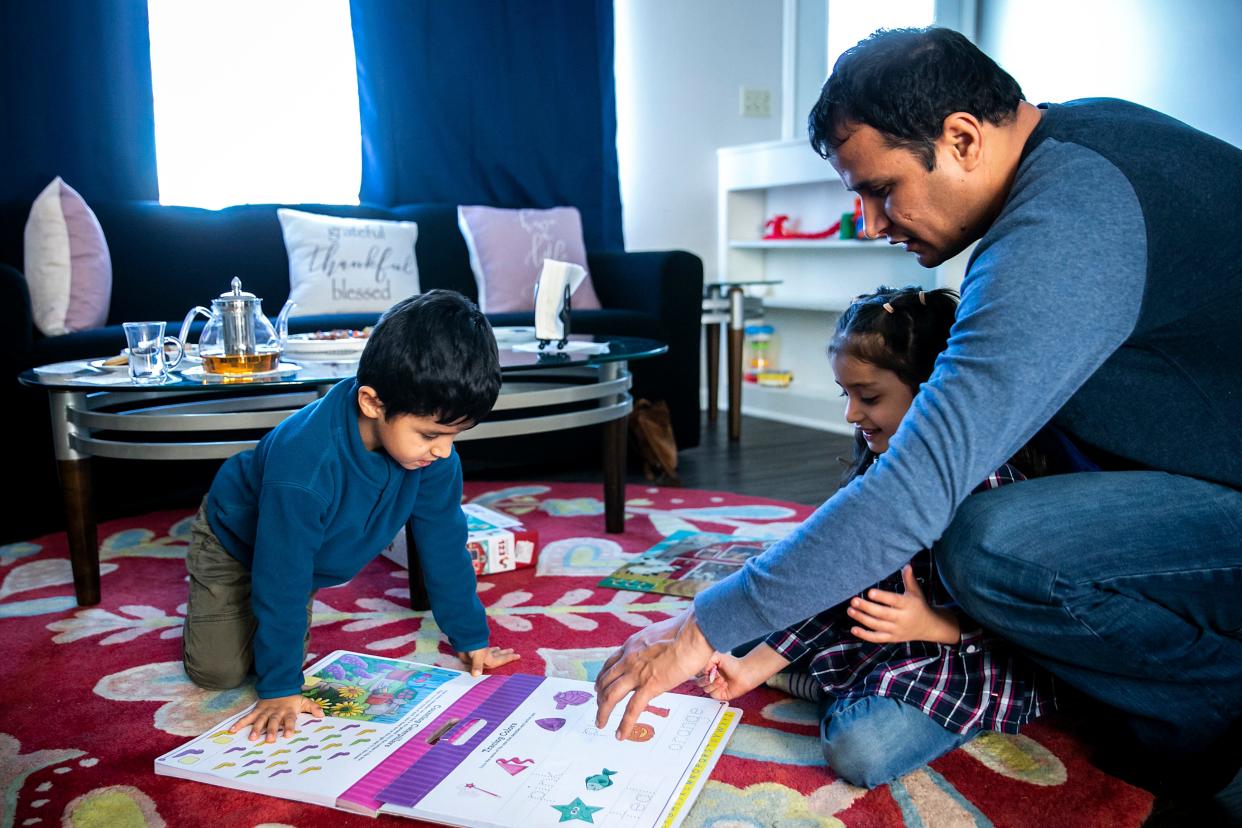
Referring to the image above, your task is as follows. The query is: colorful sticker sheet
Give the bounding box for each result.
[598,531,778,598]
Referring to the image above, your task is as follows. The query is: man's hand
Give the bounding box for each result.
[458,646,521,677]
[847,564,961,645]
[594,608,714,740]
[229,694,324,743]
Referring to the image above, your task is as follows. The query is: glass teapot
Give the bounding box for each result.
[179,278,297,375]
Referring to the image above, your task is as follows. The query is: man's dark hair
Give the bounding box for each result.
[809,27,1024,170]
[356,289,501,425]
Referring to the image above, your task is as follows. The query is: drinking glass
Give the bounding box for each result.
[123,321,184,384]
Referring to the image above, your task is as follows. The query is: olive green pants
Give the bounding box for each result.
[182,499,313,690]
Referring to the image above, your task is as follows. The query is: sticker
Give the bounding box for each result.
[584,768,616,791]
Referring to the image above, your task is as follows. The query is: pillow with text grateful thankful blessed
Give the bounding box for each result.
[276,208,420,316]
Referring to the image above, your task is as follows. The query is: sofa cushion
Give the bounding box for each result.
[276,208,421,317]
[457,206,601,313]
[23,177,112,336]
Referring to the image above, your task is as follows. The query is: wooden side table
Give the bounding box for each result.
[702,281,779,440]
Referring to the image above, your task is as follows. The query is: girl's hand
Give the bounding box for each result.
[695,646,785,701]
[229,694,324,743]
[847,565,961,645]
[458,646,521,677]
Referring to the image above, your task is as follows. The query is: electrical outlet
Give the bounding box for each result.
[739,86,771,118]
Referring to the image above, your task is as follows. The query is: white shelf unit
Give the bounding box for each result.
[715,138,944,434]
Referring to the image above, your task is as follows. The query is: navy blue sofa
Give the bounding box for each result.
[0,201,702,542]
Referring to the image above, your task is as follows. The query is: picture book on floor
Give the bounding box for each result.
[598,530,777,597]
[155,651,739,827]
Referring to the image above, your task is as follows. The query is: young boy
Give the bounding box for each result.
[182,289,519,742]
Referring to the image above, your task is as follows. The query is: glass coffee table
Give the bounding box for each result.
[20,335,667,606]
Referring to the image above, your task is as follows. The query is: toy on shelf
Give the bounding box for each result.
[743,324,776,382]
[761,197,870,242]
[762,214,839,240]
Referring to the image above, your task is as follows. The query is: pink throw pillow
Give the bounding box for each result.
[457,206,602,313]
[23,177,112,336]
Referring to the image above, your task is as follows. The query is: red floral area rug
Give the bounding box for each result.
[2,482,1153,827]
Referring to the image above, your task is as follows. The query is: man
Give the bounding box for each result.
[595,27,1242,792]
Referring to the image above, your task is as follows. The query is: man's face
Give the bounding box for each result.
[830,122,979,268]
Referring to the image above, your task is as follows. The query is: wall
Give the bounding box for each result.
[978,0,1242,149]
[614,0,784,278]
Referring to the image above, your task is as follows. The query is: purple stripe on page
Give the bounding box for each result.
[375,674,545,809]
[337,677,512,812]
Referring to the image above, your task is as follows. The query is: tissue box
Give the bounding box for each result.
[382,503,539,576]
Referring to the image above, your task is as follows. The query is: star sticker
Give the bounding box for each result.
[551,797,603,823]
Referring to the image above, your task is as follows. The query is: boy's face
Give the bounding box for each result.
[373,412,470,469]
[356,386,471,469]
[831,352,915,455]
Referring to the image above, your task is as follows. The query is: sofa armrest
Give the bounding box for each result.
[0,263,34,372]
[587,250,703,335]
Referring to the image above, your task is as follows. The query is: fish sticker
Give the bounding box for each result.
[585,769,617,791]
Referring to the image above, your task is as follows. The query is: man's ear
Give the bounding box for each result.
[939,112,984,172]
[356,385,384,419]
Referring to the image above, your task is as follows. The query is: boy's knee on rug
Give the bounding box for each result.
[183,654,250,691]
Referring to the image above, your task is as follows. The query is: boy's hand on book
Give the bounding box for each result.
[230,694,324,743]
[458,646,521,677]
[696,644,788,701]
[847,564,961,646]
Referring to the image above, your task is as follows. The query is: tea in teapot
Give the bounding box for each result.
[179,278,296,375]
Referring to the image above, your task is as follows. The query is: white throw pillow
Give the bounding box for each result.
[23,177,112,336]
[276,208,420,317]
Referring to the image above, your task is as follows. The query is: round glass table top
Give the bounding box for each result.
[20,335,668,392]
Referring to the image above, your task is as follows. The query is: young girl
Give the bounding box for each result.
[700,285,1059,789]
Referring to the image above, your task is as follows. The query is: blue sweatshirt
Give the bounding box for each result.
[696,98,1242,651]
[206,378,489,698]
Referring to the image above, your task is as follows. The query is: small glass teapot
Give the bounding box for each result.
[179,277,297,375]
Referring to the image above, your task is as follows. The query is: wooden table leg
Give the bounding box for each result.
[58,458,100,606]
[403,521,431,612]
[706,322,720,422]
[727,287,745,441]
[603,414,627,534]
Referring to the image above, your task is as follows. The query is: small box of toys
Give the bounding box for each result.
[382,503,538,576]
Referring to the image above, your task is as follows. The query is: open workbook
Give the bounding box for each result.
[155,651,740,827]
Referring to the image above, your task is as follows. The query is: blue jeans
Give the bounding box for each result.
[821,694,978,788]
[936,471,1242,755]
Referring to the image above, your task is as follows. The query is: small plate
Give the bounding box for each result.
[283,334,369,359]
[179,362,303,381]
[493,326,537,344]
[88,358,132,374]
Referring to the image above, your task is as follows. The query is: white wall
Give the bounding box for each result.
[615,0,784,276]
[978,0,1242,149]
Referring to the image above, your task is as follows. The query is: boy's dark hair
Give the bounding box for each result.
[356,290,501,425]
[809,27,1024,170]
[831,285,1047,483]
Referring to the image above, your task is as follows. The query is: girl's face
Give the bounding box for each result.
[831,352,916,455]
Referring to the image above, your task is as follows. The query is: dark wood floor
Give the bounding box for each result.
[476,412,857,505]
[488,413,1242,827]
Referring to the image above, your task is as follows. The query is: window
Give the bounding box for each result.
[827,0,936,70]
[147,0,362,209]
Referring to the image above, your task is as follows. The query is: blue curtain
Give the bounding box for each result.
[0,0,158,204]
[349,0,624,250]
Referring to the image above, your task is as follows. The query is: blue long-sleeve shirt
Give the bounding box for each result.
[206,378,489,698]
[696,99,1242,652]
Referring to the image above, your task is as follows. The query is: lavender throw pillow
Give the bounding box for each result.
[457,206,602,313]
[23,177,112,336]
